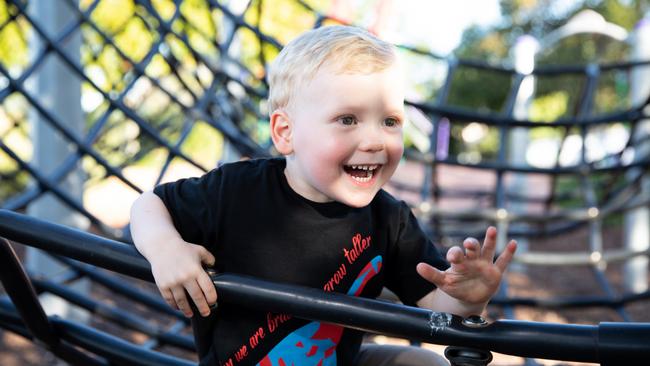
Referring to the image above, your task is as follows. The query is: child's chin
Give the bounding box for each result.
[340,194,375,208]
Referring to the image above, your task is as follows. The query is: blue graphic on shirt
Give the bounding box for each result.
[257,255,382,366]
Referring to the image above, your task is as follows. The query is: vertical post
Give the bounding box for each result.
[218,0,247,164]
[624,16,650,293]
[26,1,89,320]
[506,35,538,261]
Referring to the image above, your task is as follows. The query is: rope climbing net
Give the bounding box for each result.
[0,1,649,365]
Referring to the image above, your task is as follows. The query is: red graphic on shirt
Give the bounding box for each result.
[224,233,377,366]
[256,255,382,366]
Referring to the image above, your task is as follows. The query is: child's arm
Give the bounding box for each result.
[130,191,217,318]
[415,226,517,318]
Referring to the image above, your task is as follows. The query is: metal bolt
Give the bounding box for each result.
[462,315,489,328]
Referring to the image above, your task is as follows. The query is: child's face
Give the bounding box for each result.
[282,62,405,208]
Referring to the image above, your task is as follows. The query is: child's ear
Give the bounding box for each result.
[270,109,293,155]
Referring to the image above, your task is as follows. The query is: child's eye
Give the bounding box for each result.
[339,116,357,125]
[383,117,400,127]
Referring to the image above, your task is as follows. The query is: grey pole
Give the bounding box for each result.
[218,0,245,164]
[26,1,89,321]
[507,35,539,267]
[624,16,650,293]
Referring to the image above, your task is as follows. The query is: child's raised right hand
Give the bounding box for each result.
[148,238,217,318]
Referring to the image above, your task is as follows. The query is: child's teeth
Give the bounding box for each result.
[350,169,374,182]
[348,165,378,170]
[345,164,381,182]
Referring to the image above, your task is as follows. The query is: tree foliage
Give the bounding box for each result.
[0,0,339,199]
[445,0,649,162]
[0,0,29,70]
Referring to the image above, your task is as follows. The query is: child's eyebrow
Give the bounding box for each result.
[333,103,404,113]
[384,108,406,118]
[330,104,366,114]
[334,108,406,120]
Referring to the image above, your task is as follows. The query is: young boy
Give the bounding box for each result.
[130,25,516,366]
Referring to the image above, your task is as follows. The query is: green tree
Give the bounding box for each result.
[455,0,649,104]
[447,0,648,157]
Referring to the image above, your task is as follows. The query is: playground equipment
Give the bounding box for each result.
[1,1,649,365]
[1,210,649,365]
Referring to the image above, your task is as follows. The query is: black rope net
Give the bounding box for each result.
[0,0,649,365]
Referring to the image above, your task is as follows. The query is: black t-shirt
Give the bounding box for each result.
[154,158,448,366]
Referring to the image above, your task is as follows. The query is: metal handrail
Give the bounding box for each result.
[1,209,649,365]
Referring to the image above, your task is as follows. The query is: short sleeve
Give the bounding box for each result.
[385,202,449,306]
[153,168,222,247]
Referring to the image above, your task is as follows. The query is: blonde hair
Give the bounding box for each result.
[267,25,396,114]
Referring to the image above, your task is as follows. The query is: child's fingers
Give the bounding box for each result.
[495,240,517,272]
[171,286,193,317]
[185,280,211,317]
[463,238,480,260]
[197,271,218,307]
[161,288,179,310]
[480,226,498,261]
[416,262,446,287]
[446,246,465,264]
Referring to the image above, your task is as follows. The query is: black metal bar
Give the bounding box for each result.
[8,1,222,169]
[405,99,645,128]
[0,210,152,281]
[598,322,650,366]
[31,277,195,351]
[0,297,32,337]
[0,240,109,366]
[2,210,650,364]
[0,140,109,233]
[213,272,607,363]
[0,65,143,195]
[134,0,269,158]
[0,238,60,347]
[591,267,632,321]
[1,295,190,366]
[50,317,195,366]
[424,58,459,242]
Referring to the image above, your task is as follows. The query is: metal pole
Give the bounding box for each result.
[25,0,89,321]
[624,16,650,293]
[507,35,538,267]
[218,0,245,164]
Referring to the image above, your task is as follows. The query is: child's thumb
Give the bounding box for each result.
[416,262,445,287]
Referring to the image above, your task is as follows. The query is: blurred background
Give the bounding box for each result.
[1,0,649,365]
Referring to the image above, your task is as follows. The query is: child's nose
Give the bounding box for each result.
[358,126,385,152]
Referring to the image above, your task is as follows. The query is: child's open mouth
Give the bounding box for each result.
[343,164,380,183]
